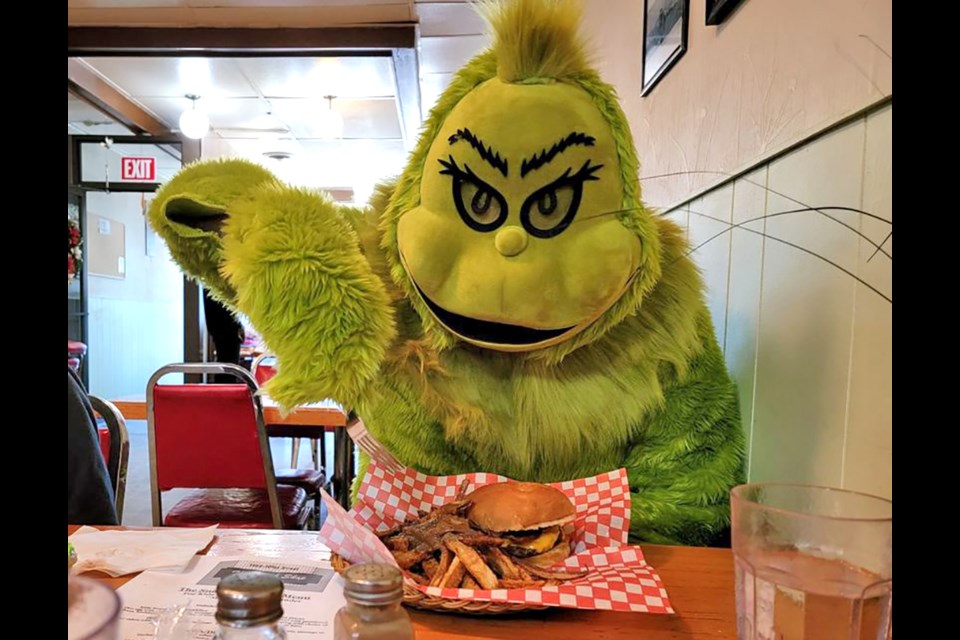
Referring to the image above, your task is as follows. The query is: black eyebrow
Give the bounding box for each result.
[448,128,509,177]
[521,132,597,178]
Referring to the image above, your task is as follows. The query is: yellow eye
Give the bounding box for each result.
[439,156,509,233]
[460,181,504,227]
[520,162,602,239]
[526,186,577,234]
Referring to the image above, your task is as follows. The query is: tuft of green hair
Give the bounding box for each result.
[477,0,592,83]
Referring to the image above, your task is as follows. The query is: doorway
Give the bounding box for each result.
[69,135,185,398]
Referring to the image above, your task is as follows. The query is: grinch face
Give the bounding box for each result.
[397,78,642,351]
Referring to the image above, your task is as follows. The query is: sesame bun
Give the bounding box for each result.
[466,482,576,533]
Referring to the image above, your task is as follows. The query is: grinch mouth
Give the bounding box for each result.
[415,284,574,346]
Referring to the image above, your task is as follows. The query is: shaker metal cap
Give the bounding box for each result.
[343,563,404,605]
[216,571,284,627]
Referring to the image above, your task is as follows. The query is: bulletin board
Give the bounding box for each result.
[88,214,126,279]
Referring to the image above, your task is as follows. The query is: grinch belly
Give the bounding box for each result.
[362,340,654,481]
[355,310,743,546]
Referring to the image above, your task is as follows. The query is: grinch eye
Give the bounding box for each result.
[439,156,509,232]
[520,161,603,238]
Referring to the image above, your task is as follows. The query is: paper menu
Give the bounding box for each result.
[117,555,345,639]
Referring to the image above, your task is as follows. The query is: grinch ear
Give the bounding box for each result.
[148,190,235,302]
[149,158,277,239]
[148,158,280,305]
[164,196,229,235]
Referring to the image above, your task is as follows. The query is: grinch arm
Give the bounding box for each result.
[148,159,396,409]
[350,373,481,503]
[623,315,746,546]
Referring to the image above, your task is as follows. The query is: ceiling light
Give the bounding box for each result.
[179,58,212,96]
[318,95,344,140]
[179,94,210,139]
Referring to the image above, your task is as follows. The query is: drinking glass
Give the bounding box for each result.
[731,483,892,640]
[68,575,122,640]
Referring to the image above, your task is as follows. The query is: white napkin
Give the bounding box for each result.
[70,526,218,576]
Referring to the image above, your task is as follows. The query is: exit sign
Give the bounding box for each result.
[121,156,157,181]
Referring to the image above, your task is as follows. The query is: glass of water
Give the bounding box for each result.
[68,575,121,640]
[731,484,892,640]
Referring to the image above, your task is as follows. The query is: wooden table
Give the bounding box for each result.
[111,395,346,428]
[111,395,355,508]
[69,525,737,639]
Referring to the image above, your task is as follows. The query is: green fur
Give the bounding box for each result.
[150,0,744,545]
[477,0,593,83]
[148,158,278,306]
[150,161,396,410]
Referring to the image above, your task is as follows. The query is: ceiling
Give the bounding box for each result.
[68,92,133,135]
[416,1,489,109]
[71,55,408,202]
[79,56,402,140]
[67,0,493,203]
[67,0,416,27]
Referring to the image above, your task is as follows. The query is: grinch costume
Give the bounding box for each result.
[149,0,744,546]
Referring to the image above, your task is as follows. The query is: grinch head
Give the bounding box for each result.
[384,0,662,360]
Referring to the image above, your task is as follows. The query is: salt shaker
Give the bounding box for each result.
[214,571,287,640]
[334,564,414,640]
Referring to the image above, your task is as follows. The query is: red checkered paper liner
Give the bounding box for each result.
[318,463,673,613]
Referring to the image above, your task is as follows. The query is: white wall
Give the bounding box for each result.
[572,0,893,498]
[581,0,892,209]
[85,191,184,399]
[664,104,892,499]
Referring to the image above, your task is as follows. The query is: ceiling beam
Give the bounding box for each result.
[68,26,416,56]
[67,59,172,136]
[392,47,423,152]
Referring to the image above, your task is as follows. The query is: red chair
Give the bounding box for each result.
[147,363,314,529]
[251,353,278,387]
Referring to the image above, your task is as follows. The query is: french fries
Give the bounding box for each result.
[437,556,466,588]
[443,535,500,589]
[375,495,588,590]
[422,557,440,579]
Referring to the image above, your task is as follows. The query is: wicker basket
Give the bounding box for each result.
[330,553,548,615]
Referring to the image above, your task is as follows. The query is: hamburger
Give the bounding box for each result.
[464,482,576,568]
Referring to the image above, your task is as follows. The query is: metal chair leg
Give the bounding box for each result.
[291,438,300,468]
[320,432,328,474]
[311,438,319,470]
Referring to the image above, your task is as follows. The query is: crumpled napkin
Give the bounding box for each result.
[70,526,218,576]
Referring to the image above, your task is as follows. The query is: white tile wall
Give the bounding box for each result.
[724,167,768,461]
[843,106,892,498]
[687,183,734,353]
[665,104,892,499]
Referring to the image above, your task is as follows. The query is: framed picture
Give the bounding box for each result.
[706,0,746,26]
[642,0,689,96]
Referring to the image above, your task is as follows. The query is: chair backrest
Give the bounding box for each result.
[67,366,117,526]
[147,363,282,528]
[90,396,129,524]
[251,353,278,386]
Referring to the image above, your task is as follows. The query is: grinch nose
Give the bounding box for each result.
[495,225,529,257]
